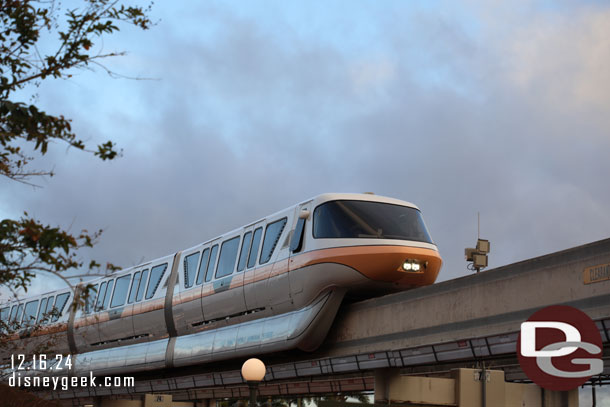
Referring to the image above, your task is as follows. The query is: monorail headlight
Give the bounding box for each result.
[401,259,426,272]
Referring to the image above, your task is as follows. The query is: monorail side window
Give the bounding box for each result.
[184,252,200,288]
[136,269,149,302]
[128,272,141,304]
[111,275,132,308]
[0,307,7,333]
[0,307,8,331]
[216,236,240,279]
[146,263,168,300]
[37,297,48,321]
[23,300,39,326]
[247,228,262,269]
[290,218,306,253]
[9,305,18,322]
[95,282,107,311]
[15,304,24,323]
[45,296,55,317]
[102,280,114,310]
[52,293,70,322]
[237,231,253,272]
[313,200,433,243]
[260,218,287,264]
[85,285,98,314]
[0,307,9,323]
[205,245,219,283]
[196,248,210,285]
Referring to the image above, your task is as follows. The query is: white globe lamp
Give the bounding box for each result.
[242,358,266,407]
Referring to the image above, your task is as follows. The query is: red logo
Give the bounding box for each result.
[517,305,603,391]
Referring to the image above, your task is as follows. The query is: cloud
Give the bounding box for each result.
[3,0,610,301]
[506,8,610,111]
[349,59,396,95]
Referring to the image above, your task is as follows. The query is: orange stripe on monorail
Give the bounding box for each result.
[73,298,165,328]
[22,244,441,337]
[290,245,442,286]
[171,245,440,307]
[18,322,68,338]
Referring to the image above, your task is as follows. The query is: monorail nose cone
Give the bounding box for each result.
[241,358,266,382]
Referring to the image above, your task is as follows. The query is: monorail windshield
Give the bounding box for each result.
[313,200,433,243]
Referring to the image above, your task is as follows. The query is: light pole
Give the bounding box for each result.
[241,358,266,407]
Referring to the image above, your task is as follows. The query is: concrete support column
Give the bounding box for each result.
[99,398,142,407]
[375,368,455,405]
[373,368,400,404]
[541,389,579,407]
[143,394,172,407]
[452,368,505,407]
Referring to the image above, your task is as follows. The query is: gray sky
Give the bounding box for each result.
[4,0,608,290]
[2,1,610,402]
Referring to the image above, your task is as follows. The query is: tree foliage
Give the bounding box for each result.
[1,0,152,181]
[0,214,120,293]
[0,0,151,297]
[0,381,62,406]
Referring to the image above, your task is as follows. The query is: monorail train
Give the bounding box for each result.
[0,193,442,376]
